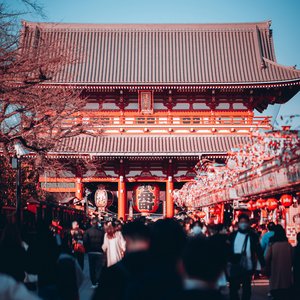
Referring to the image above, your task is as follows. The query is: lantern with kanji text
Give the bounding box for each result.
[266,198,278,210]
[133,184,160,213]
[280,194,293,207]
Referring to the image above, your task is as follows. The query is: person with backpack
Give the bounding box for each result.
[228,214,265,300]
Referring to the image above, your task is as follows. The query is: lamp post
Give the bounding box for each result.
[11,155,22,225]
[12,143,27,225]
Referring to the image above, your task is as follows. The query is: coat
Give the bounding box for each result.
[83,226,104,253]
[266,241,293,291]
[228,230,265,273]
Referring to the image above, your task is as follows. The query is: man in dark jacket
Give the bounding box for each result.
[83,217,104,288]
[228,214,265,300]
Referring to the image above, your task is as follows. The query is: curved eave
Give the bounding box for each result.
[37,79,300,90]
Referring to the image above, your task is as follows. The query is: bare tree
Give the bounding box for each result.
[0,1,86,163]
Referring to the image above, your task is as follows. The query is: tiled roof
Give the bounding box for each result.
[50,135,250,156]
[22,21,300,87]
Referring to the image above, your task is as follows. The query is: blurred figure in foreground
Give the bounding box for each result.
[0,273,40,300]
[293,232,300,299]
[266,225,293,300]
[56,238,84,300]
[125,219,187,300]
[0,223,27,282]
[93,220,151,300]
[175,237,227,300]
[27,222,60,300]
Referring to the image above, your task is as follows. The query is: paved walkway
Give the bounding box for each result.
[79,255,270,300]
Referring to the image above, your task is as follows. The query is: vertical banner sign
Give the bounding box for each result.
[138,91,153,114]
[133,184,159,213]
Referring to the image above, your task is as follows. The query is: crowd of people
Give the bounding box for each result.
[0,213,299,300]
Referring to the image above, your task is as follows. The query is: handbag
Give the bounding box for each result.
[230,234,249,278]
[73,241,85,253]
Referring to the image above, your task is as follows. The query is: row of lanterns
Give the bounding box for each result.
[247,194,293,211]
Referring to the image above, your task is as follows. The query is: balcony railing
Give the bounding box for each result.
[62,110,271,130]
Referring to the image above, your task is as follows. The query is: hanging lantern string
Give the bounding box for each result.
[173,128,300,209]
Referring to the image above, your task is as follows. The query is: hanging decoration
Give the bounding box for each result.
[256,198,266,209]
[94,185,108,212]
[247,200,257,211]
[174,126,300,209]
[280,194,293,207]
[266,198,278,210]
[133,184,160,213]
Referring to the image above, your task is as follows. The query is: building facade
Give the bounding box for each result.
[21,21,300,219]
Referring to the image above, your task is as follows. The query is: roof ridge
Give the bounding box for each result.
[22,20,271,31]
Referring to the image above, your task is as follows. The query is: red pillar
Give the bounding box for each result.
[118,176,126,220]
[75,178,83,200]
[166,176,174,218]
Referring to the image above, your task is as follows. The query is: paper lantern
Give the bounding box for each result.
[256,198,266,209]
[266,198,278,210]
[280,194,293,207]
[197,211,206,219]
[214,206,221,214]
[133,184,160,213]
[95,187,108,212]
[247,200,257,211]
[209,207,215,214]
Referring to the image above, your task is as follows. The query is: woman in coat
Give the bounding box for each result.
[102,222,126,267]
[266,225,293,300]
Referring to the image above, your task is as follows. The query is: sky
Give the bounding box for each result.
[7,0,300,125]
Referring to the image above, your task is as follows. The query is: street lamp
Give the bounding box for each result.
[11,143,27,225]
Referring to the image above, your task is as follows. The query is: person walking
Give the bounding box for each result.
[70,221,85,270]
[260,222,275,256]
[266,225,293,300]
[228,214,265,300]
[83,218,104,288]
[102,222,126,267]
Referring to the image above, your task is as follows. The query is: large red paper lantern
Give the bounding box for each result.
[247,200,257,211]
[256,198,266,209]
[280,194,293,207]
[266,198,278,210]
[133,184,160,213]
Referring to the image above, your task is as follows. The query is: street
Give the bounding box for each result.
[79,256,270,300]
